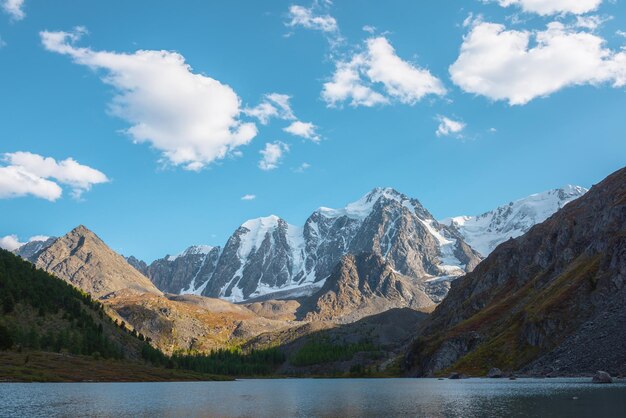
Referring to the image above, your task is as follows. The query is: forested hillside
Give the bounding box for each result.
[0,249,228,381]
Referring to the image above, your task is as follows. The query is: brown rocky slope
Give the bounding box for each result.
[298,252,436,323]
[406,166,626,376]
[31,226,162,299]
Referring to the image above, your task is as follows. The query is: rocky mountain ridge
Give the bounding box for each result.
[17,224,436,356]
[29,225,162,299]
[299,252,437,323]
[134,188,482,302]
[406,168,626,376]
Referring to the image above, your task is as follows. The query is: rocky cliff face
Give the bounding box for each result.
[137,188,482,302]
[300,253,436,323]
[31,226,162,299]
[442,185,587,256]
[144,246,221,294]
[14,236,57,260]
[407,168,626,376]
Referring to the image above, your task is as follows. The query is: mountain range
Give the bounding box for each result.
[8,185,587,306]
[5,173,624,377]
[125,185,585,303]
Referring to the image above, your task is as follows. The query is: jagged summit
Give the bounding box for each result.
[241,214,283,229]
[166,245,215,261]
[136,187,480,302]
[317,187,425,220]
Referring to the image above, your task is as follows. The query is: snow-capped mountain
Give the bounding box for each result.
[442,185,588,256]
[141,245,221,295]
[137,188,482,302]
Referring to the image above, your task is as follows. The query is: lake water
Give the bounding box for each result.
[1,378,625,417]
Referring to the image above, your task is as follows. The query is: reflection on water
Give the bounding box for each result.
[1,378,626,417]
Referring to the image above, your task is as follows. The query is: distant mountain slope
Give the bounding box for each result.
[30,226,162,299]
[136,188,482,302]
[142,246,221,294]
[442,185,587,256]
[13,236,56,260]
[407,168,626,376]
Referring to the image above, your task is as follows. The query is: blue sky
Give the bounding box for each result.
[0,0,625,261]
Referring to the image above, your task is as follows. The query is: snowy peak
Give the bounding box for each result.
[167,245,215,261]
[141,186,482,303]
[316,187,428,221]
[443,185,588,256]
[236,215,300,262]
[241,214,282,231]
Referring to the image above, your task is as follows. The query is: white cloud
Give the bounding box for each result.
[4,152,109,198]
[322,55,389,107]
[241,194,256,201]
[244,102,279,125]
[450,21,626,105]
[245,93,295,125]
[1,0,25,21]
[494,0,602,16]
[41,28,257,171]
[575,15,610,31]
[265,93,296,120]
[0,165,62,201]
[362,25,376,34]
[322,37,445,107]
[258,142,289,171]
[294,162,311,173]
[0,152,108,201]
[0,234,49,251]
[0,235,22,251]
[436,116,466,138]
[284,121,320,142]
[286,5,338,33]
[246,94,321,143]
[0,36,5,48]
[366,37,446,104]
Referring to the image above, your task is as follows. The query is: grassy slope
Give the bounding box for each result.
[0,351,231,382]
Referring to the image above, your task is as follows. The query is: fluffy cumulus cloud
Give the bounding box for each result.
[450,21,626,105]
[1,0,25,20]
[0,234,49,251]
[323,37,445,107]
[258,142,289,171]
[436,116,466,138]
[40,28,257,171]
[286,5,338,33]
[283,121,320,142]
[241,194,256,201]
[494,0,602,16]
[0,152,108,201]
